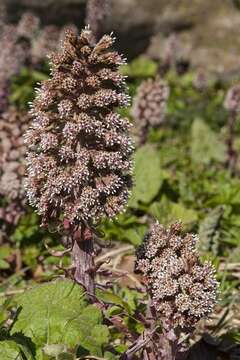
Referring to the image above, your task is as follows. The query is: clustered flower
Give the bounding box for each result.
[25,28,133,231]
[136,222,218,330]
[0,107,30,200]
[0,107,31,241]
[131,77,169,135]
[0,11,77,113]
[224,84,240,113]
[86,0,110,42]
[0,24,26,112]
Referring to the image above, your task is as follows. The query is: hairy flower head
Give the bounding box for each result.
[136,222,218,330]
[25,28,133,231]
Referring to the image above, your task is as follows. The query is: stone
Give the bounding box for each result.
[2,0,240,71]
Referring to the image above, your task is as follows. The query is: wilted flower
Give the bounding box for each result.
[136,222,218,330]
[25,28,133,231]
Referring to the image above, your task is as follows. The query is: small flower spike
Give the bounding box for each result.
[131,77,169,144]
[136,222,218,330]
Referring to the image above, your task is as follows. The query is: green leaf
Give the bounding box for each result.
[0,340,24,360]
[149,198,198,227]
[121,56,157,78]
[198,206,224,255]
[123,227,146,246]
[170,203,198,225]
[84,324,109,356]
[58,353,74,360]
[129,145,164,208]
[0,246,12,259]
[11,279,109,357]
[190,118,226,165]
[11,212,40,244]
[104,351,118,360]
[96,289,130,313]
[0,259,10,270]
[0,246,12,269]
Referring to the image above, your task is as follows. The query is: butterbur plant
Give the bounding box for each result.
[224,84,240,173]
[124,222,218,360]
[25,28,133,294]
[131,76,169,144]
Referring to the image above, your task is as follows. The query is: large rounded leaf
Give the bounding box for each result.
[11,279,109,357]
[129,145,163,208]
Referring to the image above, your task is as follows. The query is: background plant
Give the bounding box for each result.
[24,28,133,294]
[0,1,240,359]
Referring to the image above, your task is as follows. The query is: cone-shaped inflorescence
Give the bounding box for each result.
[136,222,217,330]
[224,84,240,173]
[25,28,133,293]
[131,77,169,144]
[86,0,110,42]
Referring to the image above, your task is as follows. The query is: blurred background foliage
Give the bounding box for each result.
[0,0,240,359]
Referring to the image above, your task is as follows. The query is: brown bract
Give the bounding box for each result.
[136,222,218,330]
[25,28,133,231]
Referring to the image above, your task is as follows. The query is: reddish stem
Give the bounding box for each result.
[71,224,95,295]
[139,124,149,145]
[226,110,238,174]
